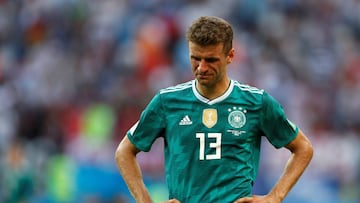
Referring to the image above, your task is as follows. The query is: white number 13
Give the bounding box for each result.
[196,133,222,160]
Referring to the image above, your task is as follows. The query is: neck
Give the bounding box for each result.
[196,78,230,100]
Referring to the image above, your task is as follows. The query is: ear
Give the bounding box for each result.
[227,48,235,64]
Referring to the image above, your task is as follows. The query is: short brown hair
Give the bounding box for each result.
[186,16,233,54]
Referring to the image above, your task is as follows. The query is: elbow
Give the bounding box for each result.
[114,138,128,165]
[306,141,314,162]
[115,143,123,165]
[299,138,314,164]
[114,136,139,165]
[288,132,314,164]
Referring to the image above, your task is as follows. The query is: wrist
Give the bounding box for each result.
[268,190,284,203]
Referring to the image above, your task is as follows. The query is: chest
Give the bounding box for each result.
[164,102,262,149]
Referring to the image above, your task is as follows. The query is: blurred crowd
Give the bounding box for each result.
[0,0,359,202]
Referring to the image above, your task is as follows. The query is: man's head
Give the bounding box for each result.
[186,16,233,55]
[186,16,235,94]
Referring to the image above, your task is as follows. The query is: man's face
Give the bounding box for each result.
[189,42,234,87]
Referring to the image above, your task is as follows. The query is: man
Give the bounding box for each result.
[115,16,313,203]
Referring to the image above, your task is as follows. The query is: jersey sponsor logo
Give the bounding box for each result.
[202,108,217,128]
[179,115,193,125]
[228,107,247,128]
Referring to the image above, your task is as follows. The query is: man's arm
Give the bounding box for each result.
[115,135,153,203]
[267,130,313,201]
[235,130,314,203]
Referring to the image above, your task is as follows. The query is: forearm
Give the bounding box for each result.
[268,138,313,201]
[115,141,152,203]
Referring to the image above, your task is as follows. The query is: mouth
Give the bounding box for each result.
[197,73,212,79]
[197,75,211,81]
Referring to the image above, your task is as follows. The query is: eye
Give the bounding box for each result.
[191,56,201,61]
[205,58,219,63]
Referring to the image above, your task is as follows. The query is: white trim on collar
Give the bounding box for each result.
[192,79,234,105]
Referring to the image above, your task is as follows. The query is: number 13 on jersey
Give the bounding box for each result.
[196,133,222,160]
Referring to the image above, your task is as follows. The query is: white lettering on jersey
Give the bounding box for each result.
[196,133,222,160]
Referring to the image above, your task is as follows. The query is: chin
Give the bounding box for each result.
[197,79,215,87]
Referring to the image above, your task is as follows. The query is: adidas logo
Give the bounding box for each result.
[179,115,193,125]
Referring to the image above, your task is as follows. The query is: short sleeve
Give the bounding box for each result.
[127,93,166,152]
[259,91,298,148]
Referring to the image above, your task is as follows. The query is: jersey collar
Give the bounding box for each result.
[192,79,234,105]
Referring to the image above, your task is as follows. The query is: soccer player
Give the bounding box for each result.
[115,16,313,203]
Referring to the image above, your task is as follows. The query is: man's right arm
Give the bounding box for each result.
[115,135,153,203]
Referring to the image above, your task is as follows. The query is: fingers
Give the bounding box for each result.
[163,198,181,203]
[233,196,253,203]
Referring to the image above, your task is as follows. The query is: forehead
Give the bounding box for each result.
[189,42,225,57]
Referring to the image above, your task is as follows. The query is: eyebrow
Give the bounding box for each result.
[190,55,220,62]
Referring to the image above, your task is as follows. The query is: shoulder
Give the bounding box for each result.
[232,80,264,95]
[159,80,193,95]
[228,80,266,107]
[150,81,193,110]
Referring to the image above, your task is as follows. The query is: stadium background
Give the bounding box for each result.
[0,0,359,202]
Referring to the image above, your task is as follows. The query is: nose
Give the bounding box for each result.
[197,60,208,73]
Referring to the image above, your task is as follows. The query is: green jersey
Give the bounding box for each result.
[127,79,298,202]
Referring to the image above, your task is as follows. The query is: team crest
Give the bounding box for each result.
[228,107,246,128]
[202,108,217,128]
